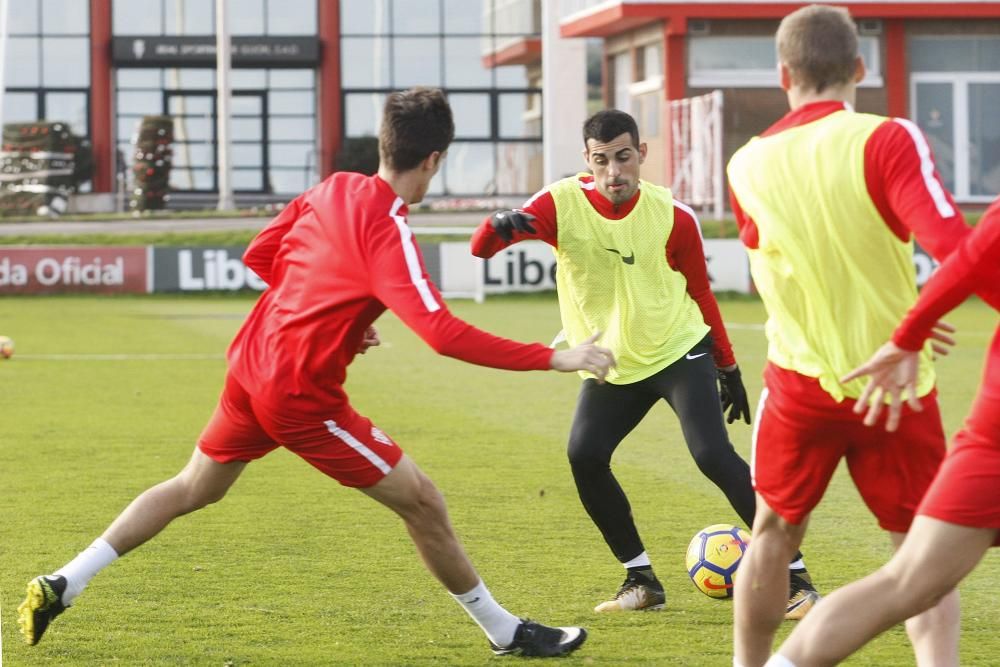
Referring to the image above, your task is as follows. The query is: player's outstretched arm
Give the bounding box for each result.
[550,332,616,383]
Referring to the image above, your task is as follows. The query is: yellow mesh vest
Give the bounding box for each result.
[727,109,935,401]
[552,175,710,384]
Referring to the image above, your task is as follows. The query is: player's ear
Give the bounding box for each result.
[853,55,866,83]
[779,62,793,92]
[638,142,648,164]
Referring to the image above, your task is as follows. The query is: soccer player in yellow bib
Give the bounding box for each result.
[726,6,975,667]
[472,110,817,616]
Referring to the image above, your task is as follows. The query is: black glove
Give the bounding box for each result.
[718,366,752,425]
[490,209,536,242]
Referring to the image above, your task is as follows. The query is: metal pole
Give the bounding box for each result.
[215,0,234,210]
[0,0,9,133]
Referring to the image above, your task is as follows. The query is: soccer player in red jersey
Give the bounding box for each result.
[471,110,817,617]
[16,88,614,658]
[764,199,1000,667]
[726,6,980,667]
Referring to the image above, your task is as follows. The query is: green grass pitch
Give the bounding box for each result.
[1,293,997,665]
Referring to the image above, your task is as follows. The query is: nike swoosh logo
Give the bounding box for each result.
[703,578,734,590]
[686,352,708,360]
[603,248,635,265]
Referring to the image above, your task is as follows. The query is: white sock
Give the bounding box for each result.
[764,654,798,667]
[450,580,521,648]
[788,559,805,571]
[53,538,119,606]
[623,551,651,569]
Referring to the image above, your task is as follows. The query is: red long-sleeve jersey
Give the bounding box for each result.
[894,198,1000,351]
[470,174,737,368]
[229,172,553,418]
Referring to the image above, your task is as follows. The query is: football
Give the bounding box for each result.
[0,336,13,360]
[685,523,751,599]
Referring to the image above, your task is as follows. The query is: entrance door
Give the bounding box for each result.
[164,90,268,194]
[911,73,1000,202]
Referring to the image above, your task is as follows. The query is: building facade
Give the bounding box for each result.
[3,0,542,203]
[556,0,1000,205]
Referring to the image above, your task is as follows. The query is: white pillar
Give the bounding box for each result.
[215,0,234,210]
[541,0,588,183]
[0,0,9,132]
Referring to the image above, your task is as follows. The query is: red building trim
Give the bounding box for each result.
[562,2,1000,37]
[884,19,907,118]
[482,38,542,68]
[318,0,341,179]
[89,0,113,193]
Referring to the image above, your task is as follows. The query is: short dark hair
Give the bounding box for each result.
[379,87,455,171]
[777,5,859,93]
[582,110,640,148]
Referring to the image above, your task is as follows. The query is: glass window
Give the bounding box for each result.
[231,144,264,167]
[174,117,214,142]
[119,91,162,115]
[41,37,89,86]
[118,69,162,89]
[269,116,314,141]
[113,0,162,35]
[499,93,541,138]
[392,0,440,34]
[10,0,39,34]
[231,118,263,141]
[449,93,491,138]
[393,37,441,87]
[4,92,39,122]
[345,93,385,137]
[164,0,214,35]
[611,52,630,111]
[7,38,40,87]
[267,0,316,35]
[117,116,144,144]
[340,38,390,87]
[914,82,955,193]
[231,69,268,89]
[639,43,662,81]
[495,64,528,88]
[495,141,543,195]
[44,92,88,136]
[269,168,309,193]
[230,95,262,116]
[230,0,265,35]
[233,169,263,191]
[269,90,314,114]
[909,37,1000,73]
[444,0,481,34]
[270,143,314,167]
[168,95,213,115]
[445,142,495,195]
[170,168,214,190]
[341,0,391,35]
[164,69,215,90]
[269,69,313,89]
[41,0,89,34]
[171,142,214,169]
[969,83,1000,197]
[444,37,492,87]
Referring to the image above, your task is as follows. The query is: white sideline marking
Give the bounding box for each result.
[15,353,225,361]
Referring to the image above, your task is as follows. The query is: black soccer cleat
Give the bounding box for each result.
[18,575,68,645]
[490,620,587,657]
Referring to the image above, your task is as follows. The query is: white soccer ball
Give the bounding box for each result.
[685,523,751,599]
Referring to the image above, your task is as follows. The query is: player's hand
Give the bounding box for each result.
[840,341,921,432]
[357,325,381,354]
[550,332,616,382]
[718,365,751,425]
[929,320,957,357]
[490,209,536,243]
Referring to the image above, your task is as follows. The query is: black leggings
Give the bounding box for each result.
[567,336,757,563]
